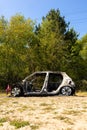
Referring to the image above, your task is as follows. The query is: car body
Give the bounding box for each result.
[10,71,75,97]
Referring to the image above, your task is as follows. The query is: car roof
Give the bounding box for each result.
[23,71,66,81]
[33,71,65,74]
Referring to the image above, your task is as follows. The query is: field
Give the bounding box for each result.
[0,92,87,130]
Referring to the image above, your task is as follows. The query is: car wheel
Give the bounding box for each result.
[60,86,73,96]
[11,86,22,97]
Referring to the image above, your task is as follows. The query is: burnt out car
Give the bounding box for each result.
[11,71,75,97]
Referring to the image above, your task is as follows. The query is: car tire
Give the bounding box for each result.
[11,86,23,97]
[60,86,74,96]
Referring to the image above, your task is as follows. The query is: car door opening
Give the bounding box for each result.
[47,73,63,92]
[26,73,46,92]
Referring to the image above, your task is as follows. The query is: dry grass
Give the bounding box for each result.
[0,92,87,130]
[10,120,30,129]
[76,91,87,96]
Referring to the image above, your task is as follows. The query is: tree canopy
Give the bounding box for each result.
[0,9,87,91]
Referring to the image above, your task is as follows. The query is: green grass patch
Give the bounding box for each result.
[0,118,7,123]
[10,120,30,129]
[0,118,7,126]
[30,124,39,130]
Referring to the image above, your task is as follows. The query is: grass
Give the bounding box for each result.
[40,103,50,106]
[0,91,87,129]
[0,118,7,126]
[30,124,39,130]
[40,105,54,113]
[18,105,28,112]
[0,118,7,123]
[0,92,8,98]
[0,96,11,105]
[10,120,30,129]
[10,119,39,129]
[76,91,87,96]
[39,102,55,112]
[54,115,74,125]
[63,110,80,116]
[12,101,18,104]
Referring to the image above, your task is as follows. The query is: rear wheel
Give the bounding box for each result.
[60,86,73,96]
[11,86,23,97]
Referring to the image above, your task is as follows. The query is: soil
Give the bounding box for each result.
[0,93,87,130]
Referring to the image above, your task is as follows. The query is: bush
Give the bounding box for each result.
[76,80,87,91]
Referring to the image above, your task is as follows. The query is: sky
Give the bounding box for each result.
[0,0,87,38]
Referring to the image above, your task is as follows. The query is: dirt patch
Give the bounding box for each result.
[0,94,87,130]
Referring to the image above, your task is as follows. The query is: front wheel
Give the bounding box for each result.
[60,86,74,96]
[11,86,23,97]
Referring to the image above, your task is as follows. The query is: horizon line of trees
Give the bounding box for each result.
[0,9,87,91]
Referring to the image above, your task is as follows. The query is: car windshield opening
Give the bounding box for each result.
[26,73,46,92]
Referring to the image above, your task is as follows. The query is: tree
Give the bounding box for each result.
[77,34,87,80]
[0,16,8,44]
[0,10,84,91]
[35,9,78,72]
[0,14,36,87]
[79,34,87,60]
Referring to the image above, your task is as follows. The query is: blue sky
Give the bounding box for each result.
[0,0,87,38]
